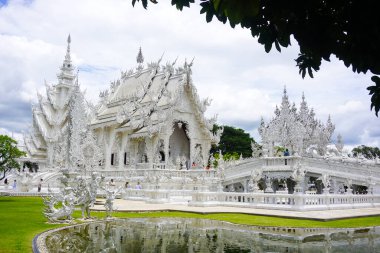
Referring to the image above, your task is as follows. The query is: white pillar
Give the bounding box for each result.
[164,136,170,166]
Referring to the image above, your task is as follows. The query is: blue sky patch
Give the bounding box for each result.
[0,0,8,7]
[78,64,118,73]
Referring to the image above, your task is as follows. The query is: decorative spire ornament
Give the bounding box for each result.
[136,47,144,64]
[65,34,71,63]
[57,35,75,87]
[335,134,344,154]
[136,47,144,71]
[281,85,290,110]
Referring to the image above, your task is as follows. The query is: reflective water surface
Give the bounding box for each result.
[44,218,380,253]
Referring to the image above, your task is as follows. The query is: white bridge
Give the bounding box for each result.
[223,156,380,191]
[117,155,380,211]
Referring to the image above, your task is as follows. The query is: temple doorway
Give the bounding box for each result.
[169,122,190,164]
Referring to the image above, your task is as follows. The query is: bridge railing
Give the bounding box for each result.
[303,157,380,179]
[122,188,194,202]
[224,158,262,182]
[222,156,380,185]
[189,191,380,211]
[261,156,300,167]
[93,168,218,180]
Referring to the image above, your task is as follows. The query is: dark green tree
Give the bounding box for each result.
[0,135,26,180]
[352,145,380,160]
[211,125,255,158]
[132,0,380,116]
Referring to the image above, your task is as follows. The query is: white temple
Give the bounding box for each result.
[10,37,380,211]
[91,47,221,171]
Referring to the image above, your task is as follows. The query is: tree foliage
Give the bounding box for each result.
[0,135,26,180]
[352,145,380,160]
[132,0,380,116]
[211,125,254,158]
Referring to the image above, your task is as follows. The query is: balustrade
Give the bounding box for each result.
[189,191,380,210]
[262,156,299,167]
[95,170,126,179]
[304,157,380,179]
[122,189,145,199]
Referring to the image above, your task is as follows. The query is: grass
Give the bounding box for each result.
[1,196,380,252]
[0,197,63,253]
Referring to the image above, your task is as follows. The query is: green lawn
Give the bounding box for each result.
[1,196,380,253]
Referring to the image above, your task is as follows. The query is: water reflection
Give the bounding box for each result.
[44,218,380,253]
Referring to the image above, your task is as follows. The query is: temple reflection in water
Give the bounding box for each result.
[43,218,380,253]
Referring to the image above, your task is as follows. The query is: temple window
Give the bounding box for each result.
[111,153,115,166]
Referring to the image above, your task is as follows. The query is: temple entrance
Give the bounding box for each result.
[169,122,190,165]
[137,141,147,163]
[159,151,165,162]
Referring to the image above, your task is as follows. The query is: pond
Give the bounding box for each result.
[37,218,380,253]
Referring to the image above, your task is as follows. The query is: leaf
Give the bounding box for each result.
[307,67,314,78]
[211,0,259,26]
[141,0,148,9]
[367,75,380,116]
[172,0,194,11]
[131,0,148,9]
[301,69,306,79]
[206,9,214,22]
[264,42,272,53]
[274,40,281,52]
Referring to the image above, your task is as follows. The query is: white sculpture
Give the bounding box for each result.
[102,185,122,218]
[345,178,353,194]
[291,161,306,194]
[317,174,331,194]
[264,175,274,193]
[75,172,103,219]
[251,142,262,158]
[250,169,262,192]
[335,134,344,155]
[43,186,75,223]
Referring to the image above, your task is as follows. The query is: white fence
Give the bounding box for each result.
[121,187,380,211]
[189,191,380,211]
[122,188,195,203]
[222,156,380,187]
[95,168,217,181]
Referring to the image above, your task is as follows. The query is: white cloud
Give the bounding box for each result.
[336,100,365,114]
[0,0,378,150]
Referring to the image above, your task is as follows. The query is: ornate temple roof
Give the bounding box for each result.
[91,49,217,141]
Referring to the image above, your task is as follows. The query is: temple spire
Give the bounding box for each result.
[136,47,144,71]
[281,85,290,110]
[136,47,144,64]
[300,92,308,110]
[65,34,71,63]
[57,35,75,86]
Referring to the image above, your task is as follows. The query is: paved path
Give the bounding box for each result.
[92,199,380,221]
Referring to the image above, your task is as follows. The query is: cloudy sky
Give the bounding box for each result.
[0,0,379,150]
